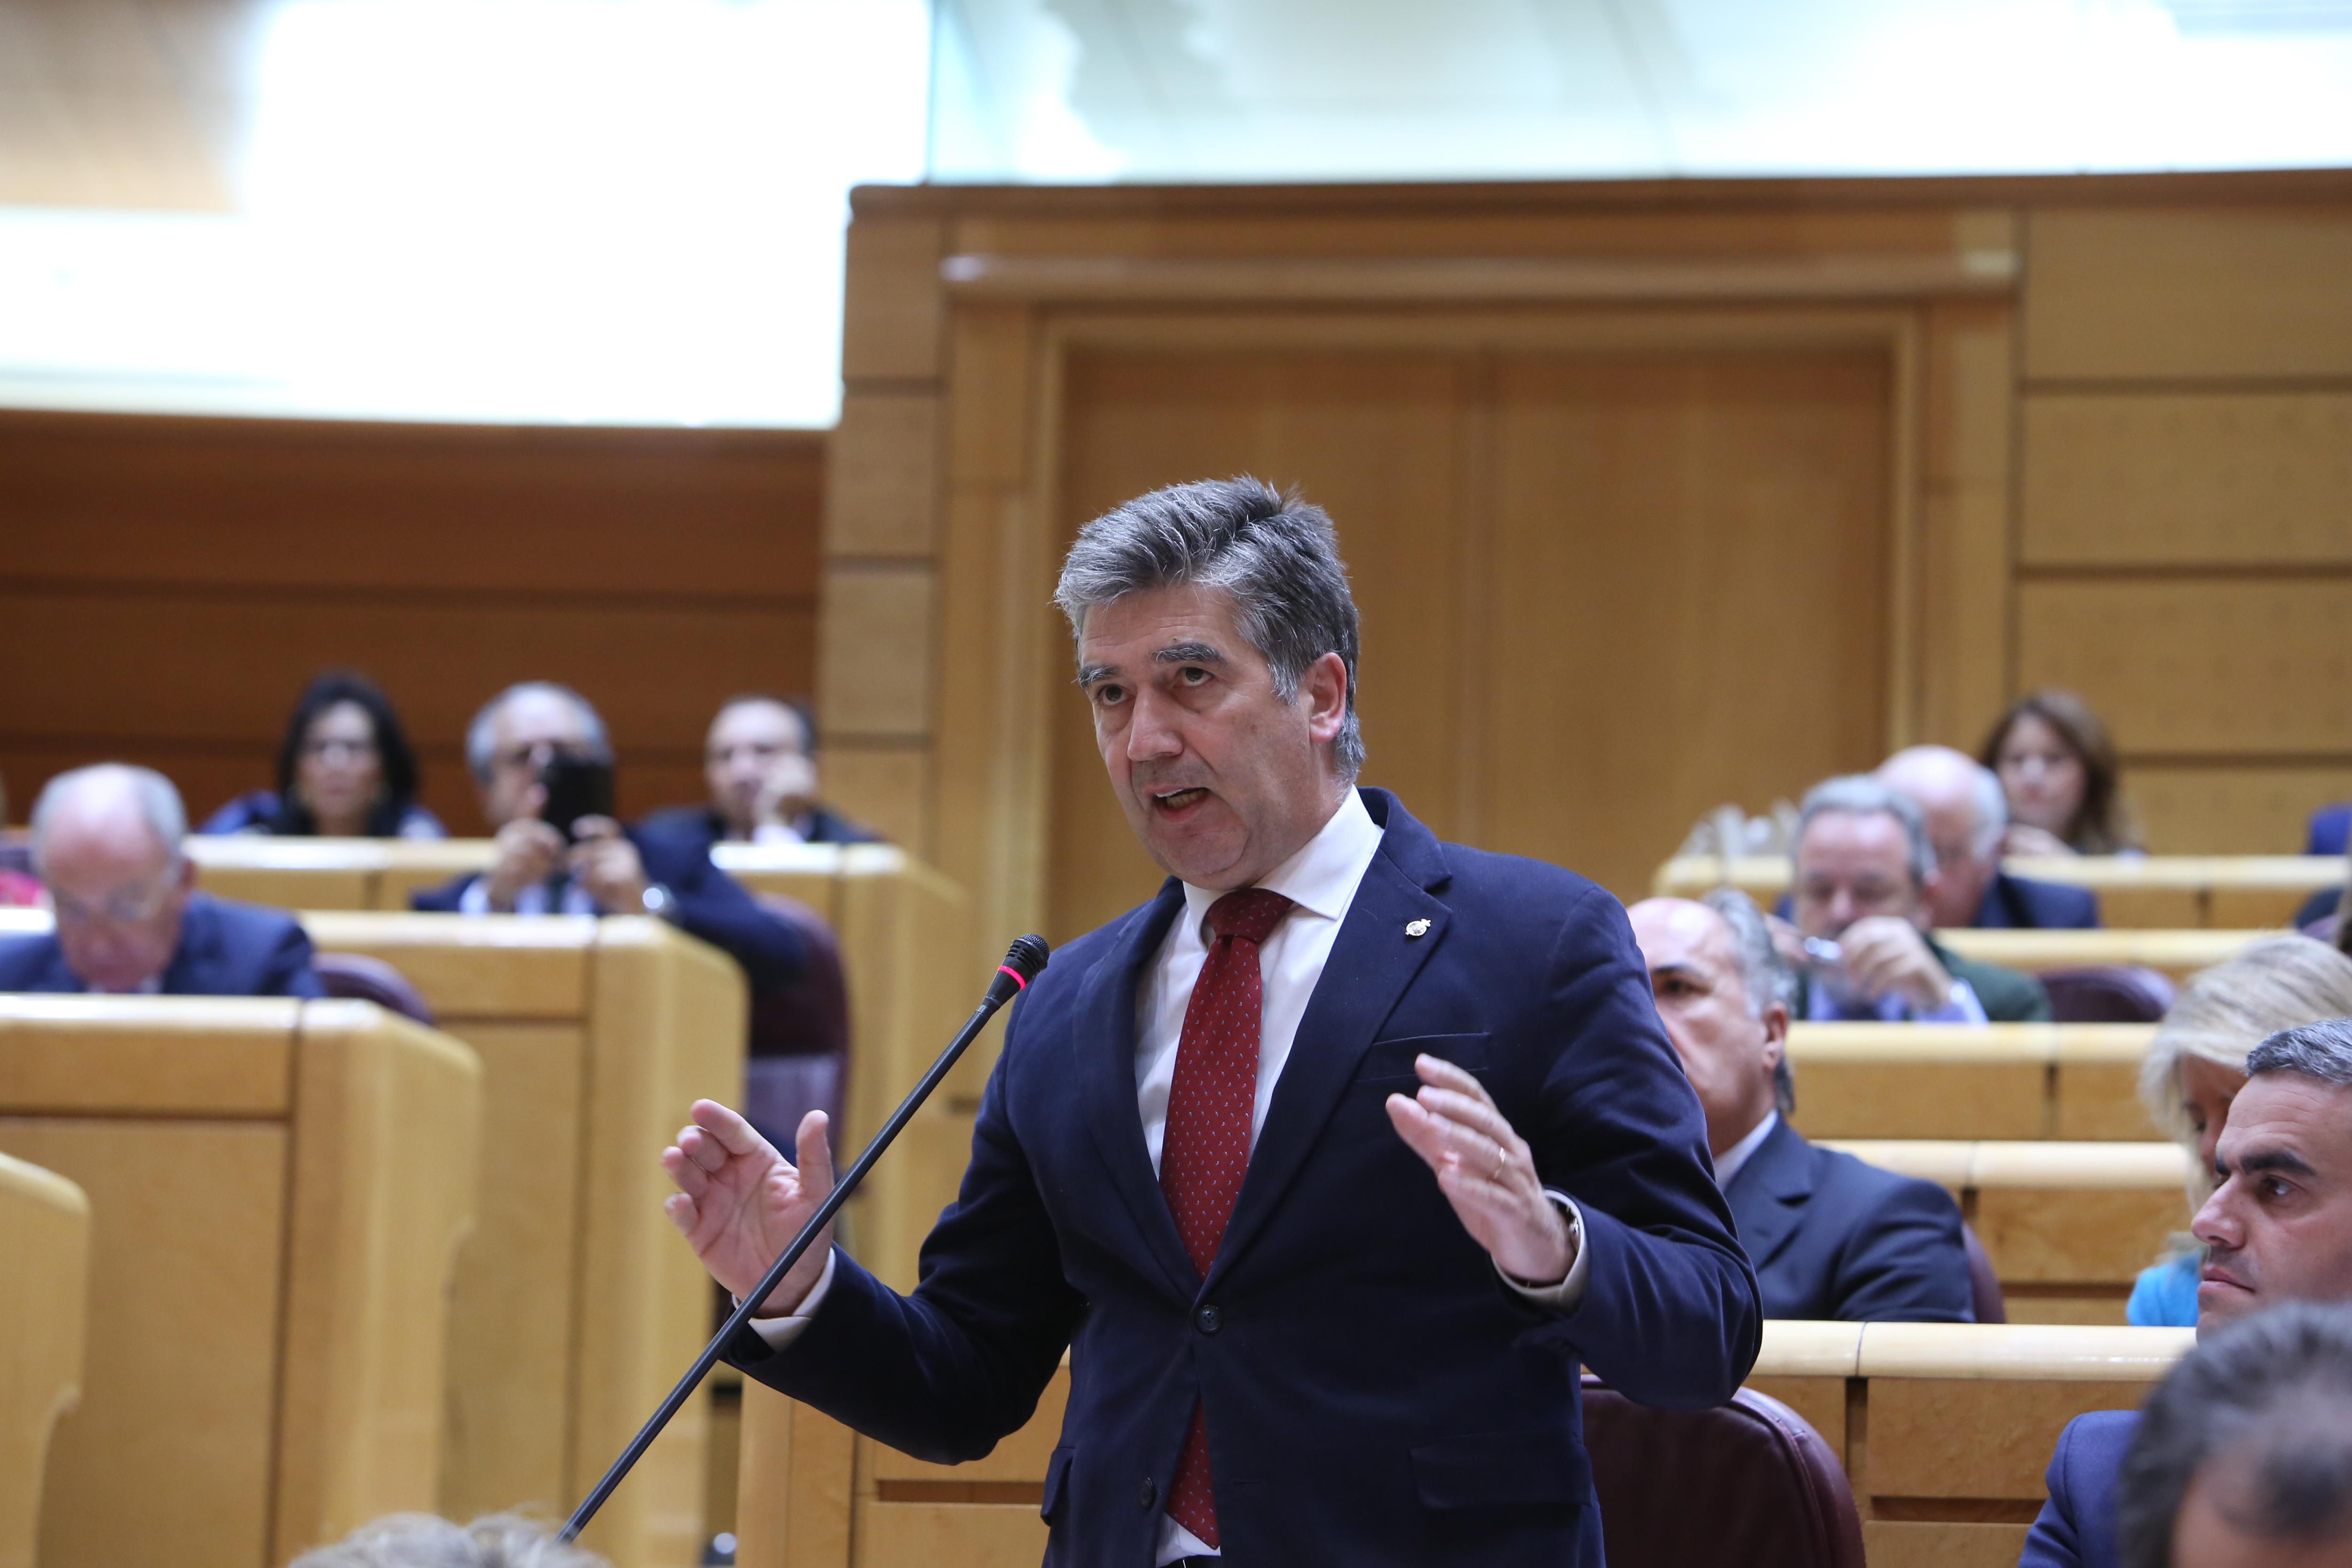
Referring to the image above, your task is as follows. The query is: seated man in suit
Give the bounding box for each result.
[638,694,880,854]
[1879,745,2101,930]
[1782,775,2052,1023]
[2114,1302,2352,1568]
[413,682,803,990]
[2023,1017,2352,1568]
[0,764,322,997]
[1631,888,1972,1321]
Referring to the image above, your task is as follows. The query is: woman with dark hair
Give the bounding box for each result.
[1979,688,2140,857]
[201,673,444,839]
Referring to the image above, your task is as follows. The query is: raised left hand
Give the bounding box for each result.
[1385,1055,1572,1285]
[568,817,651,913]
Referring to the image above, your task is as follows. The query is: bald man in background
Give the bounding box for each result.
[0,764,323,997]
[1878,745,2100,931]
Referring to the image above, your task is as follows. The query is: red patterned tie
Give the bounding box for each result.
[1159,886,1293,1550]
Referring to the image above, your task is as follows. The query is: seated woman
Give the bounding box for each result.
[1978,688,2139,857]
[201,672,444,839]
[2129,933,2352,1325]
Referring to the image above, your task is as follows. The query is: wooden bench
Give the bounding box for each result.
[0,996,478,1567]
[1818,1140,2190,1323]
[731,1320,2189,1568]
[1787,1023,2157,1142]
[1652,852,2339,929]
[0,1151,88,1568]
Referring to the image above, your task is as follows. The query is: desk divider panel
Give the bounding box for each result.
[0,996,478,1568]
[1787,1023,2158,1143]
[1652,852,2340,930]
[0,1151,88,1568]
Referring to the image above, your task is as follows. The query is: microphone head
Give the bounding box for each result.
[1001,934,1050,987]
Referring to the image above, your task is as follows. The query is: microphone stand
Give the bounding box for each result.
[560,935,1050,1544]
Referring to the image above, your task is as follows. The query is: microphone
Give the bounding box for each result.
[560,934,1049,1543]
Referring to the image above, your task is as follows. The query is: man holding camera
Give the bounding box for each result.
[412,681,803,988]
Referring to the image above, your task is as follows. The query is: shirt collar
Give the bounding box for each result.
[1178,786,1383,932]
[1714,1108,1779,1189]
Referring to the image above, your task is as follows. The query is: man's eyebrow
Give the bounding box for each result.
[2229,1147,2318,1179]
[1075,663,1115,688]
[1648,961,1707,983]
[1155,641,1226,664]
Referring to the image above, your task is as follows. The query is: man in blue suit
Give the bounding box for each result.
[2021,1017,2352,1567]
[1630,890,1972,1322]
[1879,747,2101,931]
[0,764,322,997]
[661,478,1760,1566]
[411,683,803,990]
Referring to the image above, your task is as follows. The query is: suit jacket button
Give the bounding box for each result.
[1195,1305,1222,1335]
[1139,1478,1157,1510]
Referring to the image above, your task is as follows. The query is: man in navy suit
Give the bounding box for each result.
[1629,889,1971,1322]
[0,764,322,997]
[2022,1017,2352,1567]
[1879,746,2101,931]
[661,478,1759,1567]
[411,683,802,990]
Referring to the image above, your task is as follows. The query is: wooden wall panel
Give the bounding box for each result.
[2128,765,2352,858]
[2023,392,2352,565]
[2018,580,2352,756]
[2025,205,2352,380]
[0,411,823,832]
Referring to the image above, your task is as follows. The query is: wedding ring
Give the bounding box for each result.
[1489,1142,1508,1182]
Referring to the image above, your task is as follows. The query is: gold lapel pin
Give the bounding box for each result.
[1405,918,1430,938]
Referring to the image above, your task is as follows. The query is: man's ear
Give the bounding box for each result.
[1301,651,1349,744]
[1759,1002,1790,1060]
[174,855,198,892]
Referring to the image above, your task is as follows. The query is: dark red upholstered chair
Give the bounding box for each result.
[2040,965,2176,1024]
[1581,1376,1863,1568]
[744,895,852,1154]
[313,951,437,1027]
[1963,1220,2007,1324]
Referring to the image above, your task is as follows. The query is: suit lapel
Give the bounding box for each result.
[1204,796,1451,1293]
[1073,880,1200,1298]
[1725,1118,1815,1272]
[158,895,210,994]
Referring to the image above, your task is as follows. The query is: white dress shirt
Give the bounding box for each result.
[1712,1109,1779,1190]
[751,788,1590,1563]
[457,876,597,915]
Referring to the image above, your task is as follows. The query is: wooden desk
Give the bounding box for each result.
[1820,1140,2190,1322]
[734,1320,2189,1568]
[0,1152,87,1568]
[1652,852,2340,929]
[1787,1022,2157,1142]
[0,996,477,1568]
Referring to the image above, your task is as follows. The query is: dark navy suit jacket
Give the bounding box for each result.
[636,802,881,852]
[411,826,803,989]
[2308,803,2352,858]
[0,891,324,998]
[1976,871,2101,930]
[2020,1409,2135,1568]
[1725,1116,1973,1322]
[726,789,1760,1568]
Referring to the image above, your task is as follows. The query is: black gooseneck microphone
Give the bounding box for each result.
[560,932,1051,1543]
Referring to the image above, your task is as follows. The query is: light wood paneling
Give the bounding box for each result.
[2023,392,2352,565]
[2018,580,2352,756]
[0,410,823,833]
[1915,299,2016,748]
[0,1153,87,1568]
[818,567,938,740]
[2026,205,2352,380]
[0,995,295,1114]
[2131,764,2352,857]
[842,217,947,382]
[828,395,941,558]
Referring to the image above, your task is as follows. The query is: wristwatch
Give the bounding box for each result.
[640,883,677,919]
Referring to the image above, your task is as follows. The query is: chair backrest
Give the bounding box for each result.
[1581,1376,1864,1568]
[750,894,850,1060]
[2040,964,2176,1024]
[312,951,436,1027]
[1961,1220,2007,1324]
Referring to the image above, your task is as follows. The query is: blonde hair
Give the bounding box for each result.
[2140,935,2352,1186]
[287,1515,605,1568]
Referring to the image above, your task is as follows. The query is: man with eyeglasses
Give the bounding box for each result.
[0,764,323,997]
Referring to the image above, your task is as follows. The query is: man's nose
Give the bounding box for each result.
[2191,1181,2241,1250]
[1124,689,1185,760]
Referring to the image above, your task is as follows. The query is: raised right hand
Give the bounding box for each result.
[662,1101,835,1316]
[485,810,566,910]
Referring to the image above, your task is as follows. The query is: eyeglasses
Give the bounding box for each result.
[302,738,378,763]
[51,868,182,926]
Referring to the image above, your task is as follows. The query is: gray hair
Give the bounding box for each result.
[2247,1017,2352,1090]
[1963,761,2008,860]
[28,764,187,874]
[287,1513,607,1568]
[1702,887,1797,1116]
[465,683,611,781]
[1796,775,1937,889]
[1054,476,1364,779]
[2118,1301,2352,1568]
